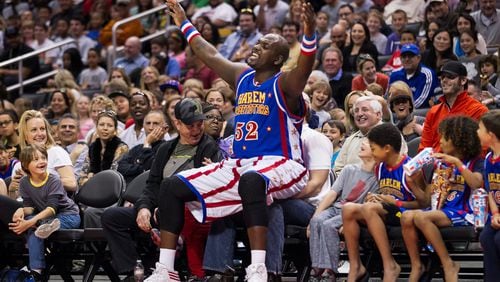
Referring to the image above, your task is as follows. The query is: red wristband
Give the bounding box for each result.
[458,164,467,173]
[395,200,403,208]
[493,210,499,216]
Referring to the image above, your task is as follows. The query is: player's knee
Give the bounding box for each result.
[400,211,416,227]
[413,212,427,228]
[238,172,266,202]
[342,203,358,219]
[361,202,378,216]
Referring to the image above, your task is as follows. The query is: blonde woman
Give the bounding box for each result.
[140,66,162,98]
[11,110,77,192]
[53,69,82,101]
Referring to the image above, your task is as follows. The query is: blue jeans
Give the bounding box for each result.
[480,223,500,282]
[203,203,284,274]
[27,213,81,270]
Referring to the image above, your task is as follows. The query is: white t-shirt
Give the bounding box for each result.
[119,125,171,149]
[12,145,73,177]
[192,2,237,24]
[301,126,333,206]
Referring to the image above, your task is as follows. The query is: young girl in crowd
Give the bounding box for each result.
[478,110,500,282]
[9,145,80,281]
[321,120,346,168]
[458,30,482,83]
[401,116,483,282]
[75,96,94,141]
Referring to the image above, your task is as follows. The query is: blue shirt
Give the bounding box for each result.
[389,64,439,108]
[165,56,181,79]
[441,158,483,212]
[218,30,263,62]
[484,152,500,209]
[114,54,149,76]
[376,156,414,211]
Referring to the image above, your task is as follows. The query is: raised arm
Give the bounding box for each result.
[279,1,316,112]
[165,0,246,87]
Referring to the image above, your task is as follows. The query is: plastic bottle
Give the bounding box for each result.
[134,260,144,282]
[472,188,488,228]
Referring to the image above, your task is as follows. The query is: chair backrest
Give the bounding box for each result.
[407,136,421,158]
[414,108,430,119]
[122,170,150,204]
[75,170,125,208]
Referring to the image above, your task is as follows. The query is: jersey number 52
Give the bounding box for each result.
[235,121,258,141]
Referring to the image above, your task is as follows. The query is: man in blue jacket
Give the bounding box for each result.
[389,44,439,108]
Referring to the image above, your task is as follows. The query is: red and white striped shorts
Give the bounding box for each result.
[176,156,308,223]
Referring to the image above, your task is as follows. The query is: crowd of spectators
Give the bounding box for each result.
[0,0,499,281]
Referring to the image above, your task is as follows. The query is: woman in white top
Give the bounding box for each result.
[10,110,77,192]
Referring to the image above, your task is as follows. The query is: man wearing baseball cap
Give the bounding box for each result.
[419,61,488,152]
[102,98,222,280]
[389,43,439,108]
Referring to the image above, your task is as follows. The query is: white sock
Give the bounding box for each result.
[159,248,176,270]
[250,250,266,265]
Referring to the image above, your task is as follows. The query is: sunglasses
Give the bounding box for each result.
[240,8,253,13]
[98,110,117,118]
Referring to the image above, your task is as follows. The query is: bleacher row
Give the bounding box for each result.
[0,116,487,282]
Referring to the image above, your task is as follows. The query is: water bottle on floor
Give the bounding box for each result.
[134,260,144,282]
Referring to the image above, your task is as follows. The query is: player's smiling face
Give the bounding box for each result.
[247,34,281,68]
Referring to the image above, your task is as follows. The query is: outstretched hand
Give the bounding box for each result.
[300,1,316,36]
[164,0,188,27]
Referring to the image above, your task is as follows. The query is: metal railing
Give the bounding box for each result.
[1,38,76,95]
[110,4,170,65]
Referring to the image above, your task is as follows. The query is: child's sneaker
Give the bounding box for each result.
[144,263,180,282]
[245,263,267,282]
[34,218,60,239]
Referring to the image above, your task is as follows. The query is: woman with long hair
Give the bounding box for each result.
[62,48,85,82]
[422,29,457,71]
[75,96,94,140]
[79,110,128,187]
[458,29,483,83]
[15,110,77,192]
[342,22,379,74]
[452,13,487,57]
[140,66,162,98]
[45,89,74,121]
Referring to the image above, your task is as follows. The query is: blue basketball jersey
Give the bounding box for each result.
[441,159,483,213]
[484,152,500,209]
[376,156,415,211]
[233,69,305,161]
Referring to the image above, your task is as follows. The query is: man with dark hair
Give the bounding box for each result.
[218,9,263,63]
[471,0,500,46]
[57,114,87,179]
[70,16,97,65]
[419,61,488,152]
[0,27,40,101]
[389,43,439,108]
[281,20,301,71]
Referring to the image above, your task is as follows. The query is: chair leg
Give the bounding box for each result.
[101,259,120,282]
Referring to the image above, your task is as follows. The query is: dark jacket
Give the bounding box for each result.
[117,139,166,183]
[134,134,222,213]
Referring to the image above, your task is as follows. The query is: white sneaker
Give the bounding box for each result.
[35,218,60,239]
[245,263,267,282]
[144,263,180,282]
